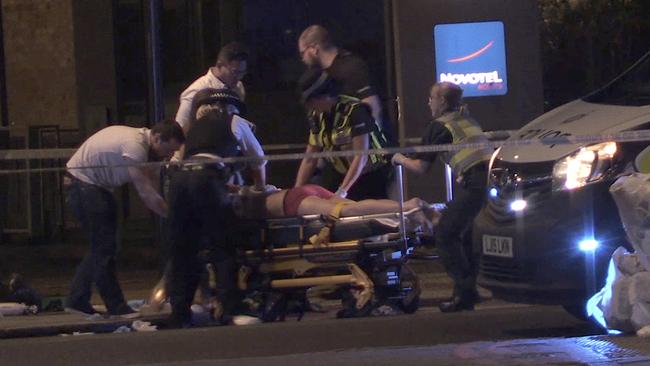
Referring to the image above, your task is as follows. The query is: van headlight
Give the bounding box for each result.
[552,142,617,191]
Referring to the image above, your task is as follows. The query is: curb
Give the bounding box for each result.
[0,313,168,339]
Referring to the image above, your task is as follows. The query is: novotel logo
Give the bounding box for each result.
[434,21,508,97]
[447,41,494,63]
[440,71,503,86]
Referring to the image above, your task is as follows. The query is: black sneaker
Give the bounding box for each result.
[65,302,98,316]
[438,291,479,313]
[109,304,137,317]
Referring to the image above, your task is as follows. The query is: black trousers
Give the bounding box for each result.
[66,177,127,313]
[167,168,237,325]
[434,164,488,297]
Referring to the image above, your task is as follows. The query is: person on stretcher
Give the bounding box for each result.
[231,183,439,235]
[145,183,436,317]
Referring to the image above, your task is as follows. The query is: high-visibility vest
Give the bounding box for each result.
[308,95,388,175]
[437,111,492,176]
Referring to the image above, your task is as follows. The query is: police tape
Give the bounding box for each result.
[1,129,650,175]
[0,143,309,161]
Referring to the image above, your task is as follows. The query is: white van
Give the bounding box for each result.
[473,50,650,317]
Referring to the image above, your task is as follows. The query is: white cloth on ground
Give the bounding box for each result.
[588,174,650,332]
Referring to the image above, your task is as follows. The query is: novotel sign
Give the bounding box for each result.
[434,21,508,97]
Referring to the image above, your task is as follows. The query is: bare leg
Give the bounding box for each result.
[340,198,423,216]
[297,197,424,217]
[297,196,439,236]
[296,197,341,216]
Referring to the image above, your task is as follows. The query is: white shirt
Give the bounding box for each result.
[175,69,246,130]
[231,115,266,168]
[67,126,150,189]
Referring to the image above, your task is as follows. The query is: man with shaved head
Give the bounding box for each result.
[298,25,394,142]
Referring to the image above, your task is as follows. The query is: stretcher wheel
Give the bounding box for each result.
[399,294,420,314]
[337,288,373,318]
[397,263,421,314]
[260,293,288,322]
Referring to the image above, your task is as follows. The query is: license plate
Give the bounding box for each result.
[482,235,513,258]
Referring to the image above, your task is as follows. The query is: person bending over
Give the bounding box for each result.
[65,120,184,316]
[295,69,391,200]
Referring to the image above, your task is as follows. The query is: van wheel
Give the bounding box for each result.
[562,304,589,321]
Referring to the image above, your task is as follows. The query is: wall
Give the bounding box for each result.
[0,1,120,241]
[71,0,117,136]
[1,0,117,137]
[391,0,544,202]
[2,0,79,134]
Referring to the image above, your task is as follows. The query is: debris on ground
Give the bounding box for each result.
[0,302,38,316]
[132,320,157,332]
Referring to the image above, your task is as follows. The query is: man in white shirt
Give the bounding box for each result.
[65,120,184,316]
[172,41,250,187]
[175,42,249,133]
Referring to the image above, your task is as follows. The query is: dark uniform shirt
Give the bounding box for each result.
[326,50,376,100]
[183,110,239,160]
[415,120,453,163]
[326,49,399,145]
[308,96,388,175]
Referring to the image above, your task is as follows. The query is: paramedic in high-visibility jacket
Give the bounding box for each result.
[294,68,391,200]
[393,81,492,313]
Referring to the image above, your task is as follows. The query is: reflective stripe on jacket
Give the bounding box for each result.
[308,95,388,175]
[437,111,492,175]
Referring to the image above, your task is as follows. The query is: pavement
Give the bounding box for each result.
[2,303,650,366]
[0,232,168,338]
[3,243,650,365]
[187,337,650,366]
[0,239,454,336]
[0,263,458,338]
[0,269,166,338]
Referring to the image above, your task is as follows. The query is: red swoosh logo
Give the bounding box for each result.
[447,41,494,63]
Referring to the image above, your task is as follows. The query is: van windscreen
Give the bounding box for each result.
[584,52,650,107]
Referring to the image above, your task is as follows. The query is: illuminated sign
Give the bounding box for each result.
[434,21,508,97]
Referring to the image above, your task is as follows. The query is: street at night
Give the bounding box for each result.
[0,275,616,366]
[3,264,644,365]
[2,0,650,365]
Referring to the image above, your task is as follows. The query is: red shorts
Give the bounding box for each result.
[283,184,335,216]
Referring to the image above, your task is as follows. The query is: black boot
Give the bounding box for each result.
[438,291,478,313]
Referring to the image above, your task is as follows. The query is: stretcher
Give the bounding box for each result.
[149,168,433,322]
